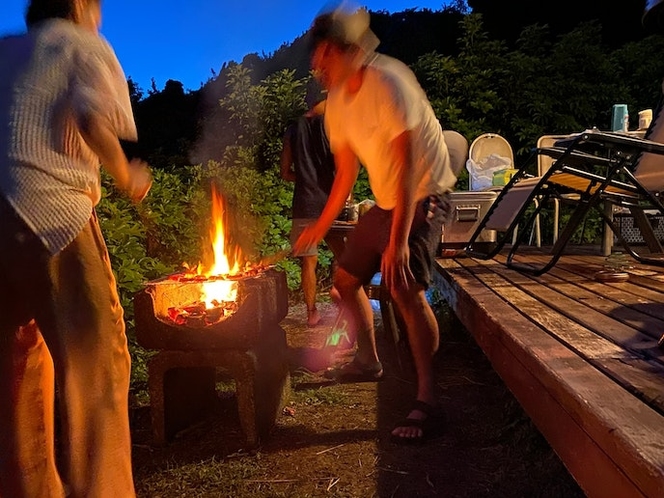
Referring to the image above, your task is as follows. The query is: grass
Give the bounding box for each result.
[138,457,273,497]
[291,385,351,406]
[131,300,583,498]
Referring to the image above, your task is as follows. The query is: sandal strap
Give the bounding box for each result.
[348,357,383,374]
[411,399,438,416]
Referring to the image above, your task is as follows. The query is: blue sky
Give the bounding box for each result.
[1,1,451,92]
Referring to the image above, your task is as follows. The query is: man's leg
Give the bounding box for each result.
[38,216,135,497]
[387,195,447,440]
[334,267,378,366]
[328,206,386,376]
[0,322,65,498]
[390,285,440,439]
[0,199,65,497]
[324,233,346,263]
[301,254,320,326]
[324,234,346,306]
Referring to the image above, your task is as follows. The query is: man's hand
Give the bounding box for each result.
[381,241,414,292]
[124,158,152,203]
[77,112,152,203]
[292,223,325,256]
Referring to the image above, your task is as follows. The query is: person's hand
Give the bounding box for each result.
[292,223,324,256]
[125,159,152,203]
[381,242,414,292]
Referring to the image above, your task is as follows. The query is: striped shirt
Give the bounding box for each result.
[0,19,137,254]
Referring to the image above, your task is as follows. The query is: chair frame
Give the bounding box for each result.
[536,134,581,244]
[466,132,540,246]
[465,129,664,275]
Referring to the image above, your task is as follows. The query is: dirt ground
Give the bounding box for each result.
[131,298,585,498]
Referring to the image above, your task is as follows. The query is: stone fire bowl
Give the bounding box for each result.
[134,268,288,351]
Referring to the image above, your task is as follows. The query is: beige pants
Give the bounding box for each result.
[0,199,135,498]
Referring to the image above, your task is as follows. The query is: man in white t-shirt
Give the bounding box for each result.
[293,5,457,444]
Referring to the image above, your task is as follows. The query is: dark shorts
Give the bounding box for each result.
[338,194,450,288]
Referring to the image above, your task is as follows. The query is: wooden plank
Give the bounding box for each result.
[564,255,664,295]
[435,257,664,498]
[557,255,664,288]
[542,259,664,342]
[457,257,630,360]
[522,255,664,320]
[544,260,664,344]
[459,257,664,414]
[432,260,643,497]
[498,254,664,347]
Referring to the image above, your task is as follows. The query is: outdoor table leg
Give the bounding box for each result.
[602,201,614,256]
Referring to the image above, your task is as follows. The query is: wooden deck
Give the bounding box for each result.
[432,249,664,498]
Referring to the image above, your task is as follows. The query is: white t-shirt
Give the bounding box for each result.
[0,19,136,254]
[325,53,456,209]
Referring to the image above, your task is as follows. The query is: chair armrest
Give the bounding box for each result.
[565,129,664,156]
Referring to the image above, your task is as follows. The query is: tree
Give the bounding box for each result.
[132,79,200,168]
[467,0,648,48]
[127,77,144,107]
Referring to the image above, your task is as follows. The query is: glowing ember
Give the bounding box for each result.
[167,301,238,327]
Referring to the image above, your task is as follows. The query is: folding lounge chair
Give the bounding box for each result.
[464,124,664,275]
[466,132,542,246]
[536,134,580,244]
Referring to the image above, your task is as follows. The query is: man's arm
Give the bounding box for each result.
[292,142,359,255]
[382,129,418,290]
[78,112,151,203]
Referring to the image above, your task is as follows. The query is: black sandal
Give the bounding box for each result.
[390,400,445,444]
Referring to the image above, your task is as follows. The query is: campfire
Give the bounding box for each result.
[134,185,289,351]
[163,185,269,327]
[133,185,290,447]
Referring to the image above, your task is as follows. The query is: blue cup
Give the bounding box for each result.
[611,104,629,132]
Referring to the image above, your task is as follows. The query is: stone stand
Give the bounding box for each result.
[147,324,290,448]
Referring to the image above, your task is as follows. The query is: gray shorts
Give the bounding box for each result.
[290,218,319,257]
[337,194,449,288]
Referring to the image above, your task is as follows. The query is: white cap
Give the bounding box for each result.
[314,2,380,54]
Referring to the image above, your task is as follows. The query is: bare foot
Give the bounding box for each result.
[307,307,321,327]
[391,408,427,439]
[390,400,445,444]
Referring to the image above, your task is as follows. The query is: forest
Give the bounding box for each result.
[98,1,664,390]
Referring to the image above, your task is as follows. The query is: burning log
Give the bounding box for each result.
[136,185,292,345]
[167,300,239,327]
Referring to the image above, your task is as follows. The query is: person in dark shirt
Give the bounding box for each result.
[281,99,345,326]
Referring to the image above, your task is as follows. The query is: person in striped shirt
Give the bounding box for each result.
[0,0,150,496]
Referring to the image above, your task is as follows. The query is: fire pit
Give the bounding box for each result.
[134,186,291,448]
[135,268,288,350]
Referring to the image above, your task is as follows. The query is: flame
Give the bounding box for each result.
[198,185,242,308]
